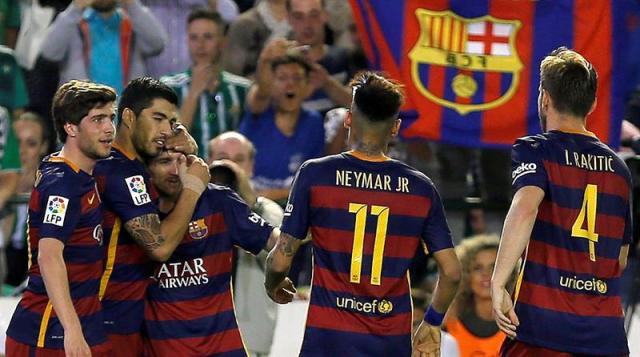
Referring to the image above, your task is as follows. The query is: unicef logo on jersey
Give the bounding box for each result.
[336,296,394,314]
[559,275,608,295]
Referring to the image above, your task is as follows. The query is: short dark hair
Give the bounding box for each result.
[118,77,179,126]
[349,71,404,123]
[540,46,597,118]
[271,54,313,77]
[187,8,226,32]
[51,80,116,143]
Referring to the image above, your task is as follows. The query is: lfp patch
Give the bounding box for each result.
[44,195,69,226]
[125,175,151,206]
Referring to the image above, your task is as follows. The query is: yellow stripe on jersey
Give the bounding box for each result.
[513,245,529,304]
[37,301,53,347]
[99,218,121,300]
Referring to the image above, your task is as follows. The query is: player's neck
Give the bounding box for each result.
[546,114,588,134]
[59,144,96,174]
[114,133,141,161]
[349,140,389,161]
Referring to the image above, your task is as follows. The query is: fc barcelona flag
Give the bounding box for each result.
[349,0,631,148]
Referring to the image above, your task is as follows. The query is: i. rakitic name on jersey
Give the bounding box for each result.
[335,170,410,193]
[564,150,614,172]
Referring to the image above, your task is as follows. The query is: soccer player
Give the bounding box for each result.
[265,71,461,356]
[5,80,116,356]
[492,47,632,356]
[143,150,278,356]
[94,77,210,356]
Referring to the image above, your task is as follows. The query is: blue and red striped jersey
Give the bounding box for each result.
[94,146,158,335]
[281,153,454,356]
[144,185,273,357]
[6,154,106,349]
[511,130,631,355]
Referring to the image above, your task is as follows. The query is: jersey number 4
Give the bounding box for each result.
[571,184,598,262]
[348,203,389,286]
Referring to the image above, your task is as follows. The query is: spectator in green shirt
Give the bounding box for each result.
[161,8,251,160]
[0,0,20,48]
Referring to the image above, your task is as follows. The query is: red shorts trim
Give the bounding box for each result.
[501,338,629,357]
[5,336,111,357]
[107,333,144,357]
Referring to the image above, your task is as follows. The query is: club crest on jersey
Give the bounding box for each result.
[44,195,69,226]
[125,175,151,206]
[188,219,208,240]
[408,9,523,114]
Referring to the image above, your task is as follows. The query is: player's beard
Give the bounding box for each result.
[132,131,160,161]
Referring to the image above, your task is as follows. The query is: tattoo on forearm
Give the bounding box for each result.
[277,233,298,257]
[125,214,165,253]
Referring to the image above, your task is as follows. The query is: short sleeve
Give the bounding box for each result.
[101,168,157,222]
[281,162,311,240]
[223,190,273,255]
[511,138,548,192]
[38,186,81,244]
[421,185,454,254]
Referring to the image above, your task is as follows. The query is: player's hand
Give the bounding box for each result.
[492,286,519,338]
[179,155,210,194]
[412,321,441,357]
[267,277,296,304]
[64,327,91,357]
[165,123,198,155]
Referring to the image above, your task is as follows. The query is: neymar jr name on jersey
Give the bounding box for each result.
[563,150,614,173]
[335,169,411,193]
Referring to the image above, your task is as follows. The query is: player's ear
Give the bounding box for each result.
[390,118,401,137]
[64,122,78,138]
[344,110,352,129]
[121,108,135,129]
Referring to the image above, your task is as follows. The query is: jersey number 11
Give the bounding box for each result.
[348,203,390,286]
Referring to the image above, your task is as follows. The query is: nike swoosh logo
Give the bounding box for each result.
[88,193,96,205]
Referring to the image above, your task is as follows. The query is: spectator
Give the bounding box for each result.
[0,45,27,213]
[40,0,166,93]
[444,234,506,357]
[208,131,281,357]
[3,112,49,288]
[142,0,239,78]
[162,9,250,159]
[286,0,356,115]
[241,51,324,202]
[223,0,289,78]
[0,0,20,48]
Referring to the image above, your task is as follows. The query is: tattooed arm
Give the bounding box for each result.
[265,232,303,304]
[124,187,202,262]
